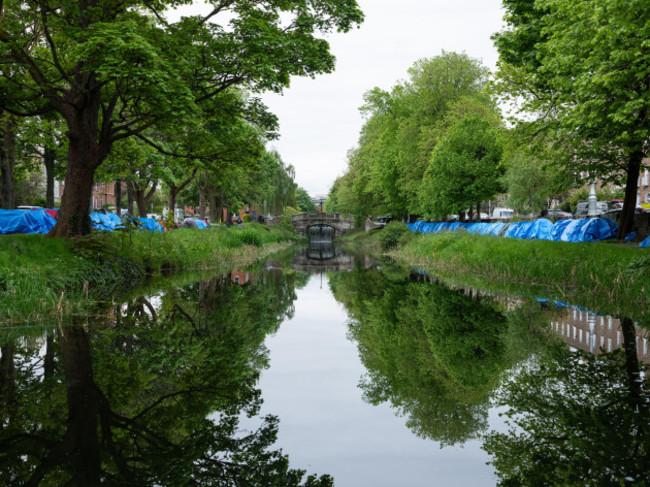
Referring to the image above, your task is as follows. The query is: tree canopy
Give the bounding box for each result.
[0,0,363,236]
[325,52,502,223]
[492,0,650,237]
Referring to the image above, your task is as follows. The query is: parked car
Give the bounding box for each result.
[491,207,515,220]
[376,215,393,224]
[573,201,609,217]
[546,208,573,220]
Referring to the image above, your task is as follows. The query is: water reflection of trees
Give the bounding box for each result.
[484,317,650,486]
[329,268,550,447]
[0,270,330,486]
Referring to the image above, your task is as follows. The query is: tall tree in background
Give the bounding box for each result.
[420,116,504,220]
[327,52,496,221]
[493,0,650,239]
[295,187,317,213]
[0,0,363,237]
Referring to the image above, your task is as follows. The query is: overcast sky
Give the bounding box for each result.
[261,0,506,197]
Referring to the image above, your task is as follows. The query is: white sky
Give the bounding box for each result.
[261,0,506,196]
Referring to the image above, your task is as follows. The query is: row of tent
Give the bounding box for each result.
[0,209,209,235]
[406,218,623,243]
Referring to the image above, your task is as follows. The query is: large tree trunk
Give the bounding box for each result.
[617,151,643,240]
[127,184,134,217]
[198,184,207,219]
[49,87,106,238]
[44,146,56,208]
[132,185,148,218]
[132,181,158,218]
[49,160,97,237]
[208,184,219,222]
[168,183,178,218]
[114,179,122,217]
[0,114,17,210]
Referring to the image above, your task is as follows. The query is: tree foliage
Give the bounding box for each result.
[326,52,501,221]
[492,0,650,237]
[420,116,504,219]
[0,0,363,236]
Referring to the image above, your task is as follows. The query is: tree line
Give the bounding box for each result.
[327,0,650,240]
[0,0,359,236]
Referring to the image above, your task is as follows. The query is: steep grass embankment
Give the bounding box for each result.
[0,223,298,323]
[392,230,650,322]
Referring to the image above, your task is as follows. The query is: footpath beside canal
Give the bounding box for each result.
[0,223,300,323]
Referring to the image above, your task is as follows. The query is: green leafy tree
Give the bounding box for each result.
[295,187,317,213]
[492,0,650,238]
[328,52,496,221]
[420,116,504,220]
[0,0,363,237]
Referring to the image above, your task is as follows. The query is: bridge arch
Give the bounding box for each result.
[291,213,355,238]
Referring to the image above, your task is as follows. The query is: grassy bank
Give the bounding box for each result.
[388,229,650,322]
[0,223,299,323]
[336,223,649,321]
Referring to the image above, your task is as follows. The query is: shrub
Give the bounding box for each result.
[380,221,412,250]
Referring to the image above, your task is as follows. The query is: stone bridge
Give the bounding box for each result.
[292,213,355,238]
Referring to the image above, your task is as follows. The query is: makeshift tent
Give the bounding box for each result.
[0,209,57,234]
[408,217,618,243]
[138,217,164,232]
[640,236,650,248]
[194,219,209,229]
[90,212,123,231]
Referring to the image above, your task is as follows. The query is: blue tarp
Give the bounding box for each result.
[90,212,123,231]
[641,236,650,248]
[194,219,208,229]
[0,209,57,234]
[138,217,164,232]
[408,217,618,243]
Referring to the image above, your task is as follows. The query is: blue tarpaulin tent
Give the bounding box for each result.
[90,212,124,231]
[640,236,650,248]
[0,209,57,234]
[194,219,208,229]
[408,217,618,243]
[138,217,164,232]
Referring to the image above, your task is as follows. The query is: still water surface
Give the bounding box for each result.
[1,244,648,485]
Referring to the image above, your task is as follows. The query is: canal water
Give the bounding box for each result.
[1,244,648,485]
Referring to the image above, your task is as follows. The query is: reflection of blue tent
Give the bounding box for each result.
[0,209,57,234]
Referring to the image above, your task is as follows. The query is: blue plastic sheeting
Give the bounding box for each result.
[90,212,123,231]
[0,209,57,234]
[138,217,164,232]
[194,219,208,229]
[408,217,618,243]
[641,236,650,248]
[525,218,554,240]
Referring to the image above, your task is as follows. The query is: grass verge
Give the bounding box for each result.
[0,223,299,324]
[391,230,650,323]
